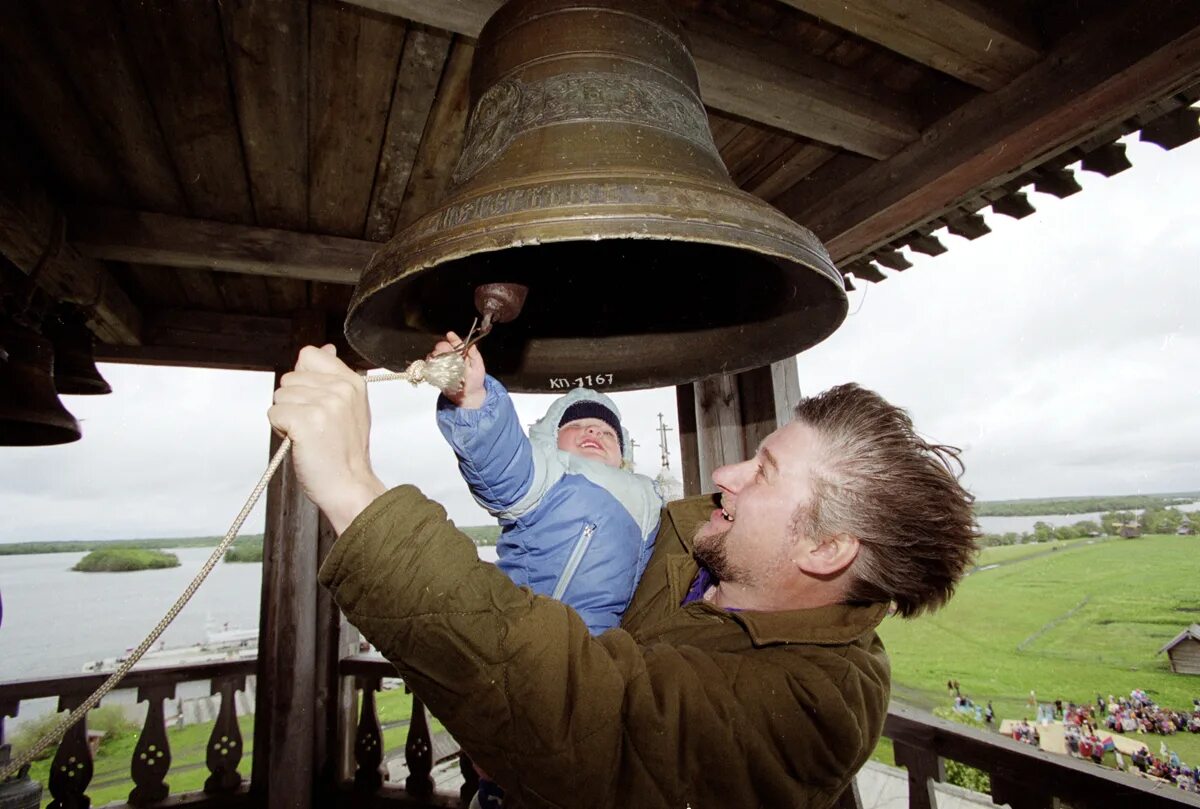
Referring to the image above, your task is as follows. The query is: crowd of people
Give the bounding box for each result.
[1054,689,1199,793]
[1101,690,1200,736]
[948,683,1200,793]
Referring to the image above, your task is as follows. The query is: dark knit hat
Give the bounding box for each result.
[558,400,624,453]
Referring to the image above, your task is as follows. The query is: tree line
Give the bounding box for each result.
[975,493,1198,517]
[978,506,1194,547]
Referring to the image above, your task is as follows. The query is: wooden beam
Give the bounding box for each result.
[338,0,921,157]
[681,15,919,158]
[778,1,1200,263]
[777,0,1040,91]
[94,309,369,372]
[344,0,495,37]
[0,160,142,346]
[69,208,375,285]
[95,309,292,371]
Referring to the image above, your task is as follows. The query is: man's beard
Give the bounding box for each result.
[692,523,752,586]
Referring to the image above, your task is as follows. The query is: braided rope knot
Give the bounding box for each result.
[390,353,465,390]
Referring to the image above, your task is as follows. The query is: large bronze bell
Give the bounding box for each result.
[47,310,112,395]
[0,320,82,446]
[346,0,846,391]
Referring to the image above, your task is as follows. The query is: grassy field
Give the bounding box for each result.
[878,533,1200,767]
[975,537,1100,566]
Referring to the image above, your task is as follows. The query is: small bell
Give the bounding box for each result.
[0,319,82,446]
[47,310,112,395]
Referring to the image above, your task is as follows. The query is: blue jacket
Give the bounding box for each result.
[437,376,663,633]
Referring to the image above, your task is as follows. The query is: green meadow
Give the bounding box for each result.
[877,533,1200,766]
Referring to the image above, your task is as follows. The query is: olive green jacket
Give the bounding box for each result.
[319,485,890,809]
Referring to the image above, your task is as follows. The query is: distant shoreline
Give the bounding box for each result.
[4,493,1195,554]
[0,525,505,555]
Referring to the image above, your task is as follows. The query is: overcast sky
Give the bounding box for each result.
[1,134,1196,543]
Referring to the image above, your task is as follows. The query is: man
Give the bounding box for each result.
[269,345,978,809]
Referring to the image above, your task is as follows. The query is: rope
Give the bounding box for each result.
[0,352,464,782]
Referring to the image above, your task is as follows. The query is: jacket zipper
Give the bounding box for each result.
[551,523,596,601]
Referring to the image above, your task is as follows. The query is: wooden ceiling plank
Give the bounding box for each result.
[0,4,126,204]
[309,0,409,237]
[118,0,255,225]
[746,142,838,202]
[730,132,796,189]
[264,278,312,316]
[340,0,921,156]
[0,167,141,346]
[777,0,1040,91]
[69,208,373,286]
[213,271,272,315]
[171,267,227,312]
[706,113,745,152]
[220,0,310,231]
[394,39,475,231]
[32,0,187,215]
[778,1,1200,263]
[365,27,454,242]
[118,263,187,309]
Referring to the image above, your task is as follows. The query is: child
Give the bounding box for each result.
[434,332,664,808]
[433,332,664,635]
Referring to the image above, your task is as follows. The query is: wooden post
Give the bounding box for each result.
[674,384,701,497]
[687,357,802,490]
[314,514,358,803]
[252,312,324,809]
[770,357,802,425]
[892,740,945,809]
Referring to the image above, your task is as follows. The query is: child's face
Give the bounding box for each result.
[557,417,622,468]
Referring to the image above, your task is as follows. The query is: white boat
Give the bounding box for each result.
[81,624,258,674]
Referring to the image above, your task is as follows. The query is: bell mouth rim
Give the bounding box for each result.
[344,223,847,392]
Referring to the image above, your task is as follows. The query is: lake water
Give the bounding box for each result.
[975,501,1199,535]
[0,544,499,730]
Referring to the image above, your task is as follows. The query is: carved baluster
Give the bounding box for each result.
[893,740,944,809]
[2,697,44,807]
[204,674,246,794]
[1,697,15,760]
[128,683,175,806]
[832,778,863,809]
[353,676,384,792]
[404,691,433,799]
[48,693,94,809]
[458,753,480,809]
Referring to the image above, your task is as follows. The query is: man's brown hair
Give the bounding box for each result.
[792,383,978,617]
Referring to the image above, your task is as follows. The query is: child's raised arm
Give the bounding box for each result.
[432,331,486,409]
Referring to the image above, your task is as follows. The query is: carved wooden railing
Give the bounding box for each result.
[334,674,1200,809]
[0,660,256,809]
[10,660,1197,809]
[336,654,464,808]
